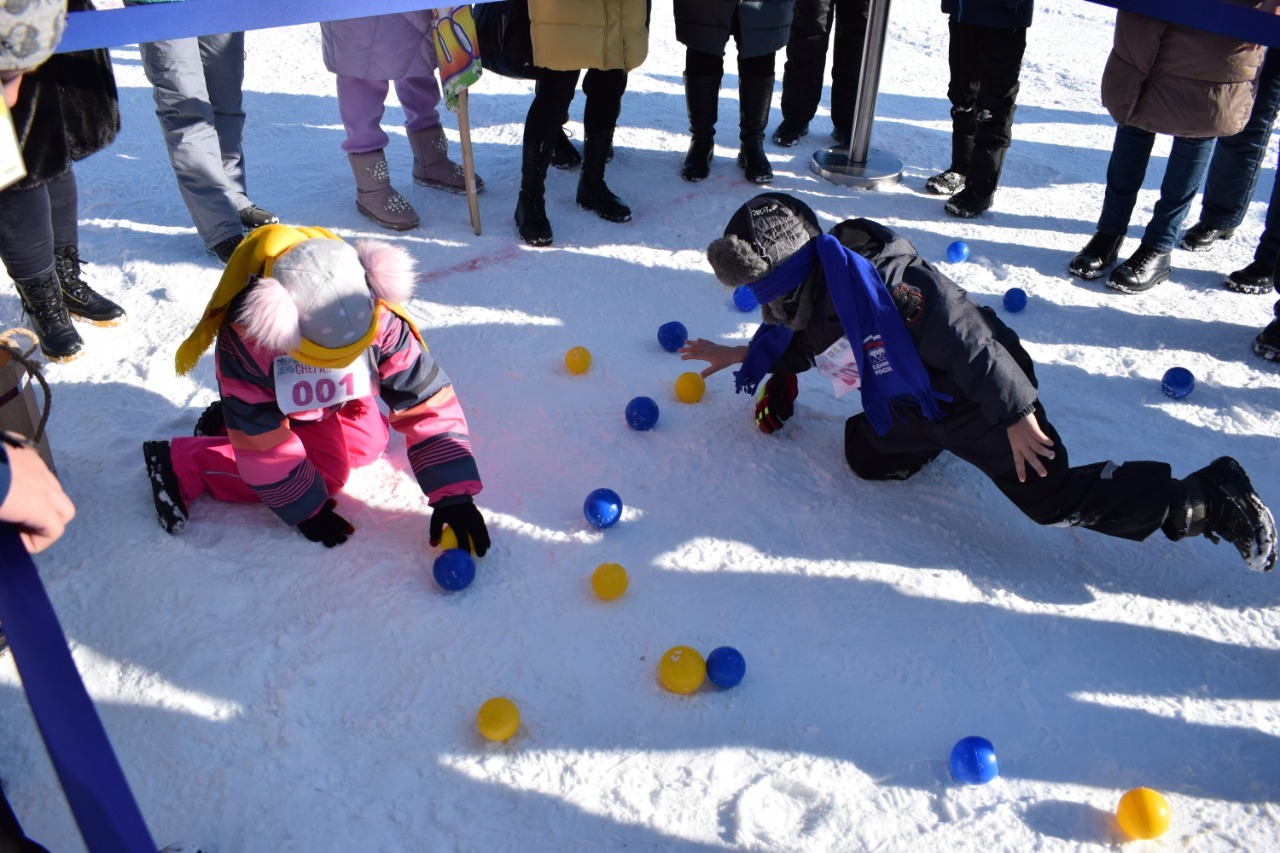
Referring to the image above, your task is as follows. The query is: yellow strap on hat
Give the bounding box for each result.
[174,225,339,375]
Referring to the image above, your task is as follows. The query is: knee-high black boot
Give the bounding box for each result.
[737,76,775,184]
[576,127,631,222]
[681,75,721,182]
[515,138,555,246]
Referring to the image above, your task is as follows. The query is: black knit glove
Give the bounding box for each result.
[429,497,490,557]
[297,499,354,547]
[754,373,798,434]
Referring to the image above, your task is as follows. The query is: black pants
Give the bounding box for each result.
[779,0,870,133]
[0,171,78,281]
[684,46,776,79]
[524,67,628,145]
[945,20,1026,187]
[0,784,47,853]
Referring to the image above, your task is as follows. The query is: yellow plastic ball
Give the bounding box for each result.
[1116,787,1171,840]
[438,525,476,555]
[657,645,705,694]
[476,697,520,742]
[564,346,592,375]
[674,372,706,404]
[591,562,629,600]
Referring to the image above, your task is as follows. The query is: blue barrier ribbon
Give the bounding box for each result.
[0,530,155,853]
[57,0,499,53]
[1086,0,1280,48]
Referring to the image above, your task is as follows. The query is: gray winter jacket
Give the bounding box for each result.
[673,0,794,59]
[321,13,438,80]
[768,218,1038,428]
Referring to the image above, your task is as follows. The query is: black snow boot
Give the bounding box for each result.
[193,400,227,437]
[1253,300,1280,361]
[551,126,582,170]
[1107,243,1171,294]
[944,108,1010,218]
[681,74,721,182]
[143,440,189,534]
[1165,457,1277,572]
[514,138,554,247]
[54,246,126,326]
[1179,221,1234,252]
[12,270,83,362]
[1068,232,1124,280]
[577,127,631,222]
[736,76,775,184]
[1225,259,1274,295]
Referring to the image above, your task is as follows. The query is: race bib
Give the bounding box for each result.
[814,336,861,398]
[273,355,373,417]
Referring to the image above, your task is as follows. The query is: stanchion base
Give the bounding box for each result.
[811,147,903,189]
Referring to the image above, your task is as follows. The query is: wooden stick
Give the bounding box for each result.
[457,89,481,235]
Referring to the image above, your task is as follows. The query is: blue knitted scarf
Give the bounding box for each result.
[733,234,946,436]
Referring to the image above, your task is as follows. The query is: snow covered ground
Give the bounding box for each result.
[4,0,1280,849]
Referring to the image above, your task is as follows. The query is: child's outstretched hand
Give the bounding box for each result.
[679,339,749,378]
[1007,411,1055,482]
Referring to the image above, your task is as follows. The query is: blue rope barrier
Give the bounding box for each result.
[0,531,156,853]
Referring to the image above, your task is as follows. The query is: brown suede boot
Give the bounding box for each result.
[348,150,419,231]
[409,125,484,195]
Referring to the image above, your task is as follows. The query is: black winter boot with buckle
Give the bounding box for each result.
[1107,243,1171,294]
[576,128,631,223]
[13,270,83,362]
[681,74,720,182]
[515,137,554,246]
[54,246,126,326]
[736,76,775,184]
[1164,457,1277,572]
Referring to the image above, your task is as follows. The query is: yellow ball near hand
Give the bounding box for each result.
[477,697,520,742]
[658,645,705,694]
[1116,788,1171,840]
[591,562,629,600]
[564,346,592,375]
[674,372,706,403]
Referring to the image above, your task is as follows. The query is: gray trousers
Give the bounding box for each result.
[141,33,249,249]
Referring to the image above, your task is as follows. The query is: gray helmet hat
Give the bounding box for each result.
[0,0,67,73]
[271,239,375,350]
[705,192,824,287]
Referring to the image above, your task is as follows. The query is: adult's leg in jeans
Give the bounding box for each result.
[778,0,836,126]
[1199,48,1280,230]
[829,0,870,135]
[1096,124,1156,238]
[141,37,242,249]
[0,183,54,281]
[201,32,249,211]
[1255,171,1280,270]
[1142,136,1215,252]
[46,171,77,252]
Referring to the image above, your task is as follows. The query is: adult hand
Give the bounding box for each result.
[0,437,74,553]
[429,497,490,557]
[296,498,354,547]
[678,339,749,379]
[1007,412,1055,482]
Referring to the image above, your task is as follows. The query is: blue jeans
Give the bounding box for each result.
[1198,48,1280,233]
[1097,125,1214,253]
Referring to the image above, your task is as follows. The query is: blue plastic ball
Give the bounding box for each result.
[584,488,623,529]
[1161,366,1195,399]
[733,285,759,312]
[433,548,476,592]
[625,396,660,431]
[950,736,999,784]
[706,646,746,688]
[946,240,970,263]
[1003,287,1028,313]
[657,321,689,353]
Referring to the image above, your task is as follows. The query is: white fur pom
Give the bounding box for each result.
[240,277,302,352]
[356,239,416,305]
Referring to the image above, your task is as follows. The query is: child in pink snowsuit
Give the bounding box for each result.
[142,225,490,554]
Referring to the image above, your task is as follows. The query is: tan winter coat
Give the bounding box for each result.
[1101,4,1274,138]
[528,0,649,72]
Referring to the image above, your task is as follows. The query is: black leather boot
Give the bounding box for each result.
[681,74,721,182]
[54,246,126,325]
[515,138,554,246]
[1068,232,1124,279]
[577,127,631,222]
[13,270,83,362]
[736,76,775,184]
[1107,243,1171,294]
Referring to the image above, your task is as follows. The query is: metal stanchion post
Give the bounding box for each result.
[811,0,902,188]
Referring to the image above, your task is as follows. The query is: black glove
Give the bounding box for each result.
[754,373,798,434]
[297,499,354,547]
[429,497,490,557]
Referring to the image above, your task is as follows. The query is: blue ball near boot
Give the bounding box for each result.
[433,549,476,591]
[950,735,998,784]
[1161,367,1195,399]
[658,321,688,353]
[946,241,970,263]
[584,488,623,529]
[625,396,659,430]
[1003,288,1027,312]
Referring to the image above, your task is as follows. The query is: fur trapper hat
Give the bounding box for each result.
[706,193,824,287]
[0,0,66,73]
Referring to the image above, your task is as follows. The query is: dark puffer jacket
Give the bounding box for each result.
[768,218,1038,428]
[941,0,1033,29]
[673,0,794,59]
